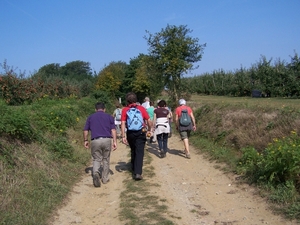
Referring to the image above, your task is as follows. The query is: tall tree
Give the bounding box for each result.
[126,54,165,102]
[35,63,61,78]
[60,60,93,81]
[96,61,127,99]
[145,24,206,104]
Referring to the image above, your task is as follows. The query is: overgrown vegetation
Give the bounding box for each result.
[189,95,300,220]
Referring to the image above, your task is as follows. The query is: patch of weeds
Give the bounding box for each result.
[265,122,274,130]
[143,165,156,178]
[170,215,182,220]
[0,142,16,168]
[46,136,74,159]
[119,151,175,225]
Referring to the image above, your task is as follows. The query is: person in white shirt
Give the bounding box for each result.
[142,97,150,109]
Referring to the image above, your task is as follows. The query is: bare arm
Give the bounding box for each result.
[111,129,117,150]
[175,113,179,130]
[121,121,128,145]
[146,118,152,137]
[83,130,89,149]
[190,112,196,131]
[152,113,156,132]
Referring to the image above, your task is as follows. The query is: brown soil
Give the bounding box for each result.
[50,134,298,225]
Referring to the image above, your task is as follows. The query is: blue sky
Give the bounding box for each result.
[1,0,299,77]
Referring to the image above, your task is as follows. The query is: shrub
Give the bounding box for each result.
[238,131,300,189]
[0,73,82,105]
[0,105,37,142]
[46,136,74,159]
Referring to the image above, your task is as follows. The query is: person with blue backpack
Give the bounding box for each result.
[121,92,152,180]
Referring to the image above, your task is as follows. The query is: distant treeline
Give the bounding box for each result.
[182,52,300,98]
[1,52,300,106]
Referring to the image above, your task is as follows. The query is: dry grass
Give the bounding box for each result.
[190,95,300,110]
[189,95,300,152]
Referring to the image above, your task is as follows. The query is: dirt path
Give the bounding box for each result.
[50,135,297,225]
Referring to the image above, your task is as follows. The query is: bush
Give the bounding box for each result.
[46,136,74,159]
[0,74,83,105]
[238,131,300,189]
[0,104,37,142]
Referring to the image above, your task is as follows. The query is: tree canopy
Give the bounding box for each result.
[95,61,127,99]
[145,24,206,104]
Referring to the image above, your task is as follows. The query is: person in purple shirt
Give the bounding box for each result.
[83,102,117,187]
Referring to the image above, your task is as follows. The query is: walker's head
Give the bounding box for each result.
[178,99,186,105]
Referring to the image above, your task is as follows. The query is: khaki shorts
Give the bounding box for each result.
[179,130,191,140]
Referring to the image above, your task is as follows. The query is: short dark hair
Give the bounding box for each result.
[158,100,166,107]
[126,92,137,104]
[95,102,105,110]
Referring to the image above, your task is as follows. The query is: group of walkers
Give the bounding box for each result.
[83,92,196,187]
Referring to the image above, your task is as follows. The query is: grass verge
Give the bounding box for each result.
[0,120,90,225]
[189,125,300,221]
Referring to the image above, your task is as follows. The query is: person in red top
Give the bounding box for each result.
[121,92,152,180]
[175,99,196,159]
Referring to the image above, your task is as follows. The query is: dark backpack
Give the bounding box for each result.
[179,109,192,127]
[126,107,143,131]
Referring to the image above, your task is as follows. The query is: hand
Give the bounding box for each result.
[112,142,117,151]
[146,131,152,138]
[84,141,89,149]
[122,137,128,145]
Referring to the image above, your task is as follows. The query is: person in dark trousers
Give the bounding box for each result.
[153,100,170,158]
[121,92,152,180]
[83,102,117,187]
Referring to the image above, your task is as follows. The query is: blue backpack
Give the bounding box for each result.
[126,107,143,131]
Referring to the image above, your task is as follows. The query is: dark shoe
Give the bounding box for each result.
[135,174,143,181]
[149,137,153,143]
[93,173,101,187]
[160,153,165,158]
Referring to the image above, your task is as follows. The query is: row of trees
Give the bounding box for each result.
[182,53,300,98]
